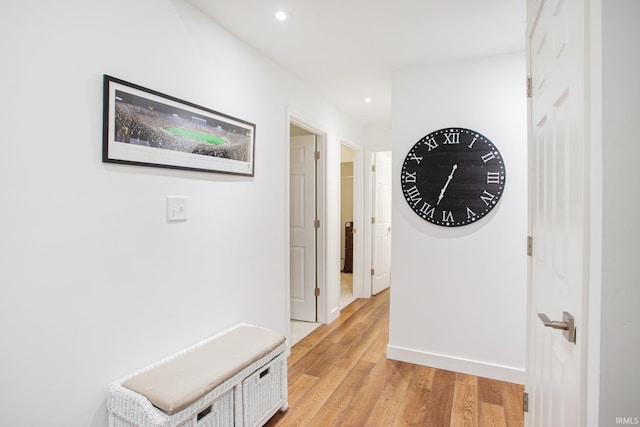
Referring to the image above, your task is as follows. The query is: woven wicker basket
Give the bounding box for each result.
[107,325,287,427]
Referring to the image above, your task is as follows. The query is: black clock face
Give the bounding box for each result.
[401,128,505,227]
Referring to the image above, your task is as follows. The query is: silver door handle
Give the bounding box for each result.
[538,312,576,344]
[538,313,568,330]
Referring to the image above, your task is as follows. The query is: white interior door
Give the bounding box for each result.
[372,151,392,295]
[290,135,317,321]
[527,0,587,425]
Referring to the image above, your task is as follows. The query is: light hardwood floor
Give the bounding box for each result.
[267,289,524,427]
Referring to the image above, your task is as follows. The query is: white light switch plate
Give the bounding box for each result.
[167,196,188,222]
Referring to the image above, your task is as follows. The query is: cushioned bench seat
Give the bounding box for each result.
[107,323,288,427]
[122,324,285,415]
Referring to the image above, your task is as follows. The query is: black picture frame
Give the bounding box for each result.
[102,75,255,176]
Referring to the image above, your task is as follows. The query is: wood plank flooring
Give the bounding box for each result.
[266,289,524,427]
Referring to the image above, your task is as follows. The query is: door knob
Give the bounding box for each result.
[538,311,576,344]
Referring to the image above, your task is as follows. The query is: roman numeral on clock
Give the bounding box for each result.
[444,132,460,144]
[405,185,422,204]
[409,153,423,164]
[418,202,435,219]
[403,171,417,183]
[442,210,454,222]
[480,190,496,206]
[425,137,438,151]
[486,171,501,184]
[481,151,496,163]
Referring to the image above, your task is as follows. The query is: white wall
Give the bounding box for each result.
[0,1,361,426]
[362,123,393,151]
[598,0,640,423]
[388,52,528,383]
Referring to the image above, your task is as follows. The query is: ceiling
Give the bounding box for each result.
[186,0,526,127]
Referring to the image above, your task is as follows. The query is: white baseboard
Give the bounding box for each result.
[386,344,526,385]
[327,305,340,323]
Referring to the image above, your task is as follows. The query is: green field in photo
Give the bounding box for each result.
[165,127,226,145]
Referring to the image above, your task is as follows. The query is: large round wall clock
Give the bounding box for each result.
[401,127,506,227]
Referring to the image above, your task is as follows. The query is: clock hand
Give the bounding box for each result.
[437,164,458,205]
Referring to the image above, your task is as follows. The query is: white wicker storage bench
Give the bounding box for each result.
[107,324,288,427]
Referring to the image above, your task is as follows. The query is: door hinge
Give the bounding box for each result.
[372,164,376,172]
[527,235,533,256]
[371,217,375,224]
[523,391,529,412]
[527,75,532,98]
[371,268,375,276]
[314,219,320,229]
[314,151,320,160]
[314,288,320,297]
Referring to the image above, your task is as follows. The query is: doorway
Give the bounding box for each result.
[525,0,588,424]
[289,124,318,322]
[340,144,356,308]
[288,116,366,345]
[371,151,392,295]
[289,121,325,344]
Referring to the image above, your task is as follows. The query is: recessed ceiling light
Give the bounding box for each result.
[364,97,372,103]
[275,11,287,21]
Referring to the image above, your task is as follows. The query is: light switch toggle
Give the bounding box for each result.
[167,196,188,222]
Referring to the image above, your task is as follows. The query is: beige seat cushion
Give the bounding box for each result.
[122,324,285,415]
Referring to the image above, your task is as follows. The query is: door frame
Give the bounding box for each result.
[363,145,393,298]
[289,134,319,322]
[339,137,364,302]
[525,0,595,424]
[371,151,392,296]
[286,111,327,324]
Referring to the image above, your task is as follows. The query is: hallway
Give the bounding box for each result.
[267,290,524,426]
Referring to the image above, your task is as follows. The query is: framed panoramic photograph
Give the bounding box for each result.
[102,75,255,176]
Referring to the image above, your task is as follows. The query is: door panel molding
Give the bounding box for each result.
[287,111,328,324]
[526,0,588,424]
